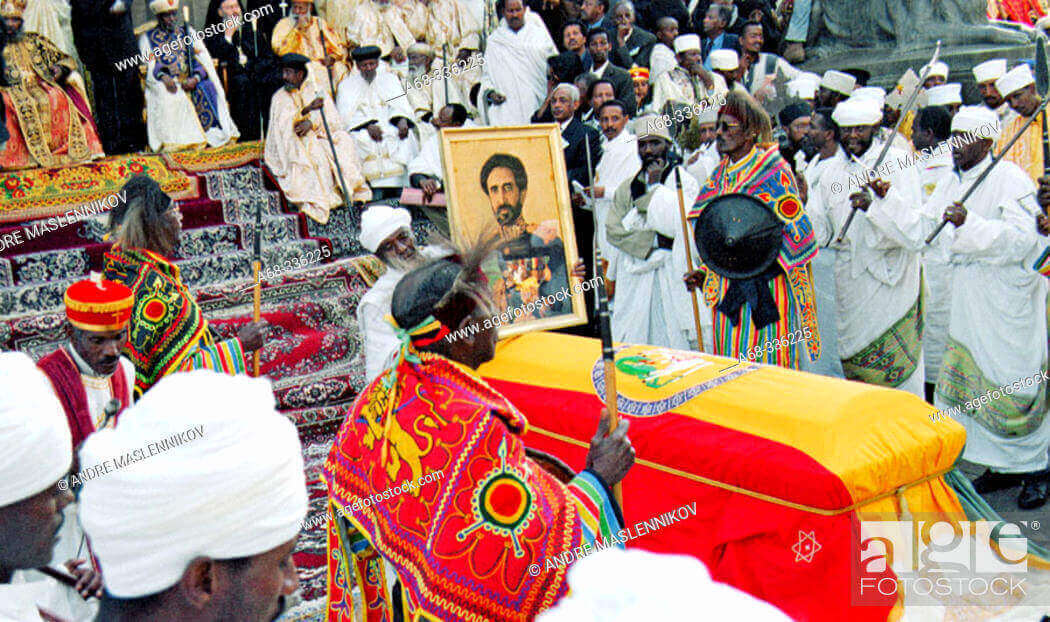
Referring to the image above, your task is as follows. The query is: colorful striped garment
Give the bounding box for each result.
[322,353,622,622]
[690,143,821,367]
[103,246,246,397]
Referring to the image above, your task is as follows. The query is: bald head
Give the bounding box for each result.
[656,16,678,46]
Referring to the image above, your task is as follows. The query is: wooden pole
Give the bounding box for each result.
[674,169,705,351]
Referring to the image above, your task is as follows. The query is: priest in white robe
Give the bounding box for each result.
[139,0,239,152]
[479,0,556,127]
[343,0,414,58]
[590,99,640,277]
[607,116,698,350]
[925,106,1050,510]
[271,0,348,97]
[805,99,925,396]
[265,54,371,224]
[0,353,77,622]
[336,45,418,199]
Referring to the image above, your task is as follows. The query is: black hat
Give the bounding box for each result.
[778,102,811,127]
[280,53,310,71]
[351,45,382,61]
[693,193,783,279]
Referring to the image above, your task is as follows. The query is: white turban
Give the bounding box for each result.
[709,49,738,71]
[972,58,1007,85]
[833,98,882,127]
[926,83,962,106]
[78,371,307,598]
[996,64,1035,98]
[536,549,791,622]
[921,60,949,80]
[0,352,71,507]
[673,34,700,54]
[819,70,855,96]
[359,204,413,254]
[851,86,886,108]
[952,105,1001,141]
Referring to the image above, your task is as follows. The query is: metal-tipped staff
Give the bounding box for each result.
[1039,35,1050,193]
[442,43,451,106]
[674,169,704,351]
[252,196,263,376]
[312,87,353,210]
[834,40,941,245]
[584,139,623,510]
[926,59,1050,244]
[182,5,195,85]
[316,20,338,101]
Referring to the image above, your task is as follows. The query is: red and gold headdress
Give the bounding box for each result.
[64,273,135,332]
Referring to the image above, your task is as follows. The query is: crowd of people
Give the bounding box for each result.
[5,0,1050,618]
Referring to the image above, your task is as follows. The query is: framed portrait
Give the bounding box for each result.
[440,124,586,337]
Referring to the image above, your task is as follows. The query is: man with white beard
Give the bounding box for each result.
[336,45,419,199]
[606,116,698,349]
[925,106,1050,509]
[480,0,557,126]
[357,205,447,379]
[587,99,641,280]
[804,98,925,396]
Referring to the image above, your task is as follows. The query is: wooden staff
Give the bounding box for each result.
[252,196,262,377]
[834,40,941,245]
[313,87,353,210]
[442,44,451,106]
[315,18,338,101]
[674,169,704,351]
[1038,36,1049,191]
[584,139,623,509]
[182,6,194,83]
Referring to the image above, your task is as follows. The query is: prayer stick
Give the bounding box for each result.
[252,200,262,377]
[584,139,623,510]
[674,168,704,352]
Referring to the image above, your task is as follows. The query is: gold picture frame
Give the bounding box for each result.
[440,124,586,338]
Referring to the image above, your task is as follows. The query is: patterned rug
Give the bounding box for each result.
[163,140,264,173]
[0,155,196,223]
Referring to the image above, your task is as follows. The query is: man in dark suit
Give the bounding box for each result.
[699,4,738,69]
[552,82,602,335]
[585,29,637,115]
[611,0,657,68]
[579,0,631,67]
[635,0,689,35]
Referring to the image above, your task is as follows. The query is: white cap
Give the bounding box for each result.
[921,60,949,80]
[819,70,856,96]
[697,105,718,124]
[673,34,701,54]
[951,105,1001,140]
[536,548,792,622]
[709,49,739,71]
[79,371,308,598]
[996,64,1035,98]
[359,204,413,254]
[926,83,962,106]
[0,352,72,507]
[851,86,886,108]
[832,98,882,127]
[786,75,819,99]
[972,58,1007,84]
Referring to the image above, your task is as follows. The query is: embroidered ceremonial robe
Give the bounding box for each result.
[343,0,414,57]
[925,154,1050,473]
[0,31,103,170]
[264,81,371,224]
[322,352,623,622]
[37,346,133,450]
[425,0,480,50]
[997,110,1043,184]
[607,164,699,350]
[102,246,247,397]
[690,143,821,368]
[480,11,557,126]
[271,16,348,97]
[805,142,925,396]
[139,24,239,152]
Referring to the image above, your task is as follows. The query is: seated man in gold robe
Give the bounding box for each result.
[0,0,103,170]
[271,0,347,96]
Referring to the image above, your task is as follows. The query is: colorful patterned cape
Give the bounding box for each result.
[322,352,621,622]
[689,143,821,363]
[103,246,245,397]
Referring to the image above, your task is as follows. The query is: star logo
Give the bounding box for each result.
[792,530,821,563]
